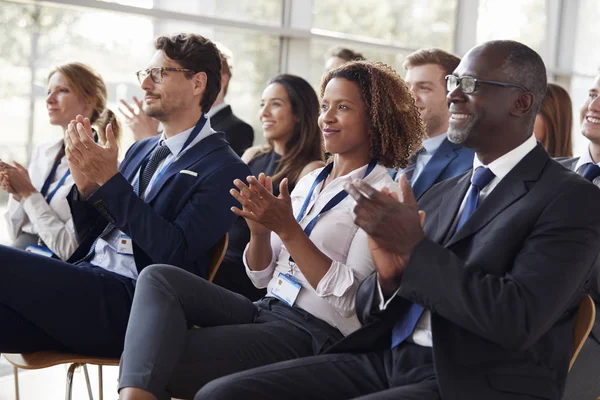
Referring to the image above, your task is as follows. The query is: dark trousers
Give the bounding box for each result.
[0,245,135,357]
[195,342,439,400]
[118,264,343,400]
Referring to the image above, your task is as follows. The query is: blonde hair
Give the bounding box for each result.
[49,62,120,143]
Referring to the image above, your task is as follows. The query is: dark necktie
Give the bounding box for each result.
[97,143,171,241]
[582,163,600,182]
[389,166,495,349]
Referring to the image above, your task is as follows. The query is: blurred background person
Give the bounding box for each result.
[0,62,120,260]
[213,74,325,300]
[534,82,573,157]
[118,95,161,141]
[325,46,365,72]
[206,43,254,156]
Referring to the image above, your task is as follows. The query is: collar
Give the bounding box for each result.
[206,102,228,118]
[472,134,537,181]
[422,133,447,155]
[158,117,212,156]
[575,145,600,170]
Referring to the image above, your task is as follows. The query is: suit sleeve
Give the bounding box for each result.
[86,161,250,271]
[399,182,600,351]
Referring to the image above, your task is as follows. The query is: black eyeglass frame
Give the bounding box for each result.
[136,67,196,84]
[445,75,529,94]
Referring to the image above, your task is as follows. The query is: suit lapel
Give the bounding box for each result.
[412,138,457,198]
[144,133,226,203]
[434,172,471,245]
[121,137,159,182]
[446,145,549,247]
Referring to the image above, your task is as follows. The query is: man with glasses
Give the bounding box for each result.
[393,48,474,199]
[0,33,249,358]
[196,40,600,400]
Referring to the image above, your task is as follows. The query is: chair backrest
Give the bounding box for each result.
[207,233,228,282]
[569,294,596,371]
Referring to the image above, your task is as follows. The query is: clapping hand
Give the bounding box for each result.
[119,96,160,141]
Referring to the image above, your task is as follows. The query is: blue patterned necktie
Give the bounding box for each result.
[390,166,495,349]
[582,163,600,182]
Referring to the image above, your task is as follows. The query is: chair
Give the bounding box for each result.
[569,294,596,372]
[4,233,229,400]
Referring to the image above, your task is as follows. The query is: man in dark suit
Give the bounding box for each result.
[561,73,600,400]
[0,33,249,358]
[206,44,254,156]
[195,41,600,400]
[392,48,474,198]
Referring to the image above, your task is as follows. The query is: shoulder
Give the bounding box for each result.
[298,160,326,180]
[241,145,265,163]
[554,156,579,170]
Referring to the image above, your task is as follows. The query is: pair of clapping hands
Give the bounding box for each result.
[230,174,426,295]
[0,160,35,201]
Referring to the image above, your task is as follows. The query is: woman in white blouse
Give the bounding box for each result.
[118,61,425,400]
[0,62,120,260]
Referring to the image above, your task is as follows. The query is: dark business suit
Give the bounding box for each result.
[411,138,474,198]
[559,156,600,400]
[196,145,600,400]
[210,105,254,156]
[0,131,250,357]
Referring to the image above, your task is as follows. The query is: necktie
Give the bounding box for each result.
[390,167,495,349]
[98,144,172,241]
[582,163,600,182]
[395,148,424,182]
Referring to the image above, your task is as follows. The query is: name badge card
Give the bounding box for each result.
[271,272,302,307]
[25,245,54,258]
[117,234,134,256]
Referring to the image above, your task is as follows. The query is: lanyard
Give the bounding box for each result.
[40,145,70,204]
[135,115,207,196]
[289,159,377,265]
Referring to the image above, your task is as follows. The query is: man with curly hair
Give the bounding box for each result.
[195,41,600,400]
[395,48,475,198]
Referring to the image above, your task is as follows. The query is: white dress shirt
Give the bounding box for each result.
[244,163,398,336]
[412,133,448,182]
[90,118,215,280]
[379,134,538,347]
[4,137,77,260]
[574,145,600,185]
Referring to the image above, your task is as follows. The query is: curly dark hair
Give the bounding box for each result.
[320,61,426,169]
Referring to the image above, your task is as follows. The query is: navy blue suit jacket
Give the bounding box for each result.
[67,132,250,278]
[411,138,474,199]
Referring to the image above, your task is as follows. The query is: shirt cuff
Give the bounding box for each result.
[315,260,354,297]
[377,278,401,310]
[243,244,277,286]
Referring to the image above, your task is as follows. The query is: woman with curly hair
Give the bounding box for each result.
[117,61,425,400]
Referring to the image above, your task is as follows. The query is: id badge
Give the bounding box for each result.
[271,272,302,307]
[25,245,54,258]
[117,234,134,256]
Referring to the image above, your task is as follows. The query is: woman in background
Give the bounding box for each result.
[534,82,573,157]
[213,74,325,300]
[0,62,120,260]
[325,47,366,72]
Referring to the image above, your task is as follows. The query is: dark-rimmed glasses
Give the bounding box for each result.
[136,67,195,84]
[445,75,529,94]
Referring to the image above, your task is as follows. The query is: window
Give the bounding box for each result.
[476,0,547,56]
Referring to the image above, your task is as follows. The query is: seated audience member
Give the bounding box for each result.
[0,63,119,261]
[393,48,474,198]
[0,33,249,358]
[534,83,573,157]
[195,41,600,400]
[117,60,425,400]
[206,44,254,156]
[325,46,365,72]
[213,74,325,300]
[561,73,600,400]
[119,95,161,141]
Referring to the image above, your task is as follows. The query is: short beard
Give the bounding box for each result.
[448,119,475,144]
[144,105,166,121]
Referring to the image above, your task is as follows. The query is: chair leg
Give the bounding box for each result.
[83,364,94,400]
[13,366,19,400]
[98,365,103,400]
[65,363,79,400]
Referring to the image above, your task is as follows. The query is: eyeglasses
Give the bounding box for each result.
[136,67,195,84]
[445,75,529,94]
